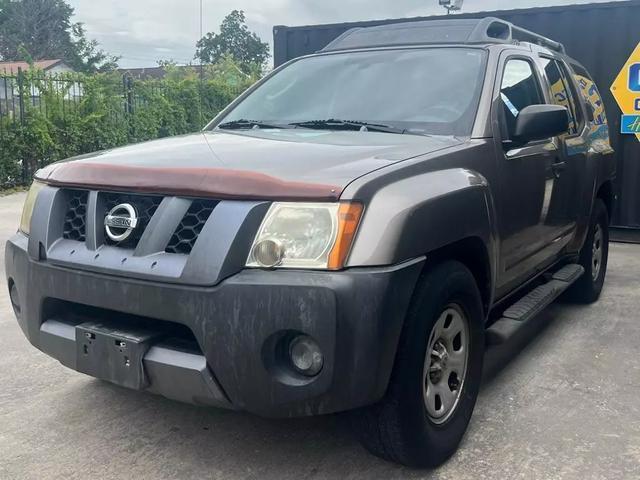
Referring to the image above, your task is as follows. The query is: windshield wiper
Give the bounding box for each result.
[290,119,406,134]
[217,119,292,130]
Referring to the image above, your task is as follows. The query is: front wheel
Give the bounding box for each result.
[567,199,609,303]
[351,261,484,468]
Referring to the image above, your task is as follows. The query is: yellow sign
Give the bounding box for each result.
[611,42,640,140]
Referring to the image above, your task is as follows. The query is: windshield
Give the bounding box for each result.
[215,48,487,136]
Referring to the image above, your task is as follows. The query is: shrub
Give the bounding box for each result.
[0,63,256,187]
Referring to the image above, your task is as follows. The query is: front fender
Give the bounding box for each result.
[347,168,498,277]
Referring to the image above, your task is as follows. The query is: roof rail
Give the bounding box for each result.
[320,17,566,54]
[503,20,565,53]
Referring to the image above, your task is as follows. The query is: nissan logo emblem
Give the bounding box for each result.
[104,203,138,242]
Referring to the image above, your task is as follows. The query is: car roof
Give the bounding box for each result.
[321,17,565,55]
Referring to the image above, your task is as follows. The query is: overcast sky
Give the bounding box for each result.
[67,0,622,68]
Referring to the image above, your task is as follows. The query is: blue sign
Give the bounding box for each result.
[630,63,640,91]
[621,115,640,134]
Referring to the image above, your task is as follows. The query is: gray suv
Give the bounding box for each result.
[6,18,615,467]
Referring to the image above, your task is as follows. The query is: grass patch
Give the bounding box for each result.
[0,186,28,197]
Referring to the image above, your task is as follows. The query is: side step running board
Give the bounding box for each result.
[486,264,584,346]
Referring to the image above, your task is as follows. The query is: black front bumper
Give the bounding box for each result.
[6,233,424,417]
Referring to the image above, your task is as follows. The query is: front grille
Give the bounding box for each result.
[62,190,89,241]
[166,200,217,254]
[102,193,162,249]
[59,190,217,255]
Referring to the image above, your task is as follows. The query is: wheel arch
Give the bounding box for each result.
[422,237,492,317]
[346,168,498,313]
[596,180,614,222]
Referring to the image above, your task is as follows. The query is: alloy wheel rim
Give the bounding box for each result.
[592,223,603,281]
[423,304,470,425]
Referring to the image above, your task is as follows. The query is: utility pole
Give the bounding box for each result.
[199,0,204,126]
[199,0,203,82]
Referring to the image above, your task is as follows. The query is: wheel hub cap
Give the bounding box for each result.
[423,305,470,425]
[429,341,449,384]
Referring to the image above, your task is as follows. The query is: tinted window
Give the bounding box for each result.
[569,62,611,146]
[218,48,487,136]
[541,58,580,135]
[571,63,607,127]
[557,61,583,129]
[500,59,543,138]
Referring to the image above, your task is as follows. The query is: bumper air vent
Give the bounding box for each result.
[62,190,89,242]
[165,200,217,254]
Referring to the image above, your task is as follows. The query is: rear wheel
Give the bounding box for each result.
[352,261,484,468]
[567,199,609,303]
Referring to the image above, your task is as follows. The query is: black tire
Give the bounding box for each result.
[351,260,485,468]
[567,199,609,304]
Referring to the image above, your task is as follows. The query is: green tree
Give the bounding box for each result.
[70,23,119,73]
[0,0,118,73]
[195,10,269,72]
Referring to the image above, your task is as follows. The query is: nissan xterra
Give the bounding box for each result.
[6,18,615,467]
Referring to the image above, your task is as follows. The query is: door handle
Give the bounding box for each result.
[552,161,566,178]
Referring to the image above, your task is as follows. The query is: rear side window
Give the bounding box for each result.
[570,63,607,127]
[500,59,544,138]
[541,57,582,135]
[569,62,611,147]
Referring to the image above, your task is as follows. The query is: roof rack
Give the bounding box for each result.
[321,17,566,54]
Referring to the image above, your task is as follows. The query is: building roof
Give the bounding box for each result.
[118,66,167,80]
[0,59,67,74]
[118,65,200,80]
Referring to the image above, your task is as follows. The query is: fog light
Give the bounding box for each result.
[289,335,323,376]
[9,281,21,318]
[252,238,285,268]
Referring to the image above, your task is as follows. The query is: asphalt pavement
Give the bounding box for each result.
[1,191,639,479]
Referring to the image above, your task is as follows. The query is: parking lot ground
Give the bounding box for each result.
[0,191,639,480]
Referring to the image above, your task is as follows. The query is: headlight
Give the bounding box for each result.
[246,202,363,270]
[19,181,45,235]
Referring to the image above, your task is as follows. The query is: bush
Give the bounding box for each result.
[0,62,257,188]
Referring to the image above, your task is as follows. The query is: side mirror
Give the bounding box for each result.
[511,104,569,146]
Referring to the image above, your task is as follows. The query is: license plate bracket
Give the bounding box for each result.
[76,322,162,390]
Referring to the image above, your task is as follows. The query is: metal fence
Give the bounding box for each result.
[0,68,248,185]
[0,69,165,133]
[1,69,89,130]
[0,68,247,132]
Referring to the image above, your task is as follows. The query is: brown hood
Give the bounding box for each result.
[37,162,341,201]
[35,129,462,200]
